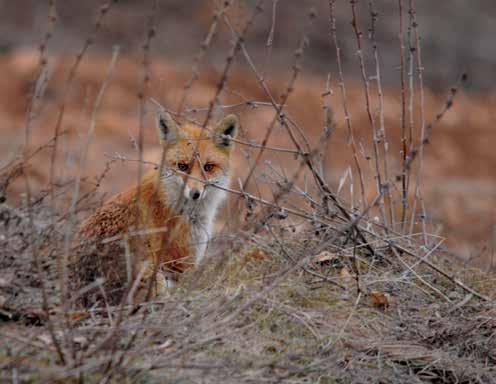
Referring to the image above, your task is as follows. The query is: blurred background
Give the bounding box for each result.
[0,0,494,265]
[1,0,496,91]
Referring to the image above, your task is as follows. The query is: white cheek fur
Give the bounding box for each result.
[160,169,230,266]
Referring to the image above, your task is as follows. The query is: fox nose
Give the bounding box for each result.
[189,188,201,200]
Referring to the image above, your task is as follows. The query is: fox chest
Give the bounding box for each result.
[142,217,212,272]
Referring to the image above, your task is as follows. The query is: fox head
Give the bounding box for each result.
[155,110,238,210]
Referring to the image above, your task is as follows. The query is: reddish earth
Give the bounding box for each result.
[1,49,495,265]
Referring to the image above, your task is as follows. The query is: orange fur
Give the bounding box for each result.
[70,113,238,307]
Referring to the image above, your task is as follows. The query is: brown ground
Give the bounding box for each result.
[1,49,495,266]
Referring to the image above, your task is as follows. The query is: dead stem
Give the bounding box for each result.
[349,0,388,228]
[328,0,367,210]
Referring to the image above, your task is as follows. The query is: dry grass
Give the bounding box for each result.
[1,196,495,383]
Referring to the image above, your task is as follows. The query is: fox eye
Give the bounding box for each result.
[203,163,215,172]
[177,162,189,172]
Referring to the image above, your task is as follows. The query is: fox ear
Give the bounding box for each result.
[156,110,180,142]
[213,114,238,149]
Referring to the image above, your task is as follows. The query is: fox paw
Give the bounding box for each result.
[139,271,177,297]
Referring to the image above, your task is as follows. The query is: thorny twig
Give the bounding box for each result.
[176,0,234,114]
[49,1,115,212]
[21,0,66,365]
[404,73,467,171]
[328,0,367,209]
[408,0,428,243]
[349,0,388,228]
[398,0,408,232]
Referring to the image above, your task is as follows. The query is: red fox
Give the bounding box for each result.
[70,111,238,306]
